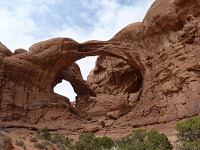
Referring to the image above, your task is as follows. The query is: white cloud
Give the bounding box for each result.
[51,0,154,42]
[0,6,36,50]
[0,0,154,101]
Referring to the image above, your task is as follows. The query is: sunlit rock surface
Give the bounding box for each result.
[0,0,199,132]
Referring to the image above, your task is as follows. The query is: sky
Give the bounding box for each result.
[0,0,154,101]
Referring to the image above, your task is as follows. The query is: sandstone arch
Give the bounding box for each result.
[0,0,199,133]
[0,33,143,130]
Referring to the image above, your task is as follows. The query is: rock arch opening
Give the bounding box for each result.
[53,80,77,101]
[76,56,98,80]
[53,56,98,101]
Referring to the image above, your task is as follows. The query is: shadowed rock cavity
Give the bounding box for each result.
[0,0,200,132]
[76,55,142,119]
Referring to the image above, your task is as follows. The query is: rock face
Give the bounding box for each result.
[0,0,200,132]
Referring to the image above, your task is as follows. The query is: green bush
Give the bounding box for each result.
[40,129,171,150]
[146,130,173,150]
[30,137,38,142]
[57,143,67,150]
[73,132,94,150]
[131,129,147,143]
[34,142,48,150]
[185,140,200,149]
[41,140,50,146]
[91,136,114,149]
[51,133,63,144]
[115,129,172,150]
[73,132,114,150]
[176,117,200,149]
[42,127,51,141]
[115,137,135,150]
[15,140,24,147]
[51,133,72,148]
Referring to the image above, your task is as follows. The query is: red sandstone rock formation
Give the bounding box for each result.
[0,0,199,133]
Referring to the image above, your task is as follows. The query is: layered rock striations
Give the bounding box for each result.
[0,0,200,132]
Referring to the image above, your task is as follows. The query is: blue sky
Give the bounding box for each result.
[0,0,154,101]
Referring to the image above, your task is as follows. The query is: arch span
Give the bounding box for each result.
[0,23,145,127]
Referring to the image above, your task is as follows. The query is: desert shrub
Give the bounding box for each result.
[91,136,114,149]
[51,133,72,148]
[176,117,200,149]
[1,128,10,134]
[34,142,48,150]
[185,140,200,149]
[30,137,38,142]
[115,129,172,150]
[0,140,6,149]
[42,127,51,141]
[51,133,63,144]
[114,137,135,150]
[73,132,114,150]
[60,145,67,150]
[73,132,95,150]
[131,129,147,143]
[41,140,50,146]
[15,140,24,147]
[0,133,14,149]
[57,143,67,150]
[146,130,173,150]
[0,131,6,137]
[64,135,72,148]
[36,127,51,141]
[55,130,171,150]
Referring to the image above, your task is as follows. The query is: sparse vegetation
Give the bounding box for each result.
[51,133,72,148]
[176,117,200,149]
[0,130,6,137]
[31,128,172,150]
[0,140,6,149]
[0,137,14,150]
[41,140,50,146]
[36,127,52,141]
[0,126,173,149]
[72,132,114,150]
[15,140,25,147]
[57,143,67,150]
[114,129,172,150]
[34,142,48,150]
[0,128,11,134]
[0,129,14,149]
[30,137,38,142]
[42,127,51,141]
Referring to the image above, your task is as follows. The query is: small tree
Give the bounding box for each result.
[115,129,172,150]
[132,129,147,143]
[74,132,95,150]
[147,130,172,150]
[73,132,114,150]
[176,117,200,149]
[91,136,114,149]
[42,127,51,141]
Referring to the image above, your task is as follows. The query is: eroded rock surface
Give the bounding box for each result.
[0,0,200,133]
